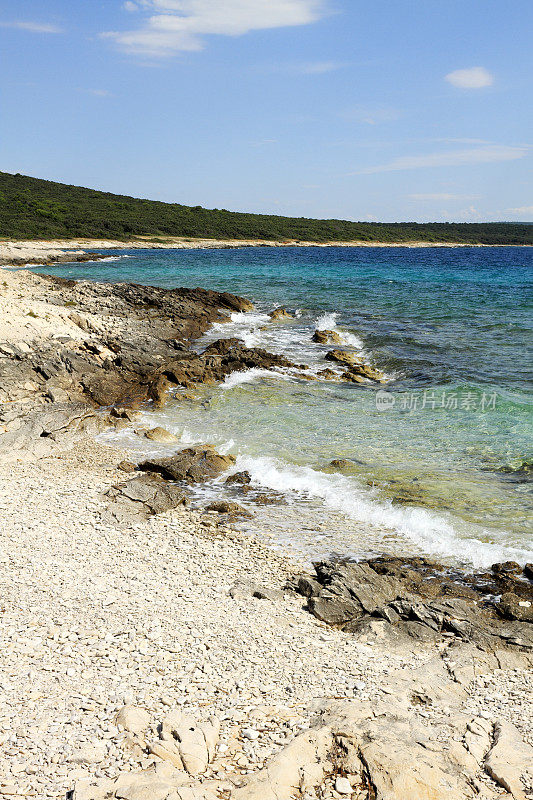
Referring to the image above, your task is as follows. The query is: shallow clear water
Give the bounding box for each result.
[33,246,533,567]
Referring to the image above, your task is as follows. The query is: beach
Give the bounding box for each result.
[1,253,532,800]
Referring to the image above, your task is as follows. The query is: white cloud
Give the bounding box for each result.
[103,0,328,57]
[506,205,533,216]
[88,89,113,97]
[445,66,493,89]
[123,1,139,10]
[457,206,482,220]
[358,145,527,174]
[408,193,479,201]
[0,20,63,33]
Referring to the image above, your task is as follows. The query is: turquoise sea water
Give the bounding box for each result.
[33,246,533,567]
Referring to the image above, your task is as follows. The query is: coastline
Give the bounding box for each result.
[1,262,532,800]
[1,236,530,268]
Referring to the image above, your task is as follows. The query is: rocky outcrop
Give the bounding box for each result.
[342,363,386,383]
[324,349,363,367]
[71,678,533,800]
[322,349,386,383]
[104,474,188,522]
[312,329,343,345]
[268,307,293,321]
[137,447,235,484]
[293,557,533,659]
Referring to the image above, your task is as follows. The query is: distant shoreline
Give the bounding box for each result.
[1,236,531,266]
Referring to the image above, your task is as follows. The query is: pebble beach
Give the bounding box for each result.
[1,243,532,800]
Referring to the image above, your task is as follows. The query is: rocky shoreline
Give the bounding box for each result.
[0,236,525,269]
[0,260,532,800]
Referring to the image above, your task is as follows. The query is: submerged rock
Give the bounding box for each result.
[141,426,179,444]
[205,500,252,517]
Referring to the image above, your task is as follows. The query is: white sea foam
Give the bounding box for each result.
[222,367,296,389]
[315,312,364,349]
[316,311,338,330]
[235,455,533,568]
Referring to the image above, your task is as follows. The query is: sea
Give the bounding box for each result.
[31,245,533,569]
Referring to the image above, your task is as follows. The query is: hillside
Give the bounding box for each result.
[0,171,531,245]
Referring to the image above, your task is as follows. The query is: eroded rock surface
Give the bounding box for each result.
[294,557,533,660]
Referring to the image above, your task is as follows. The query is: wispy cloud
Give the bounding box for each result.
[0,20,63,34]
[357,145,527,174]
[506,205,533,216]
[103,0,328,57]
[445,66,493,89]
[342,104,401,125]
[87,89,113,97]
[407,193,480,201]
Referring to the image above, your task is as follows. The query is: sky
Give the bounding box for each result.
[1,0,532,223]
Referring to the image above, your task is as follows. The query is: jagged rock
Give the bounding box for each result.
[498,592,533,622]
[225,470,251,485]
[312,329,342,344]
[205,500,252,517]
[343,363,386,383]
[115,705,151,735]
[295,558,533,658]
[142,426,179,444]
[138,447,235,483]
[324,349,363,367]
[104,475,187,521]
[268,307,293,321]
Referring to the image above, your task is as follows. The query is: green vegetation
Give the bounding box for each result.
[1,171,531,245]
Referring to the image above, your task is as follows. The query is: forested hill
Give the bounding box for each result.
[0,171,531,244]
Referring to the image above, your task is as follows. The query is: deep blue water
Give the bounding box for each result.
[32,246,533,567]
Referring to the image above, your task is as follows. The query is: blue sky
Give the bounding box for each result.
[1,0,532,222]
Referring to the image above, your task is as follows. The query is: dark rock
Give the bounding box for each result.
[491,561,522,576]
[293,557,533,655]
[138,447,235,483]
[525,564,533,580]
[225,470,252,485]
[497,593,533,622]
